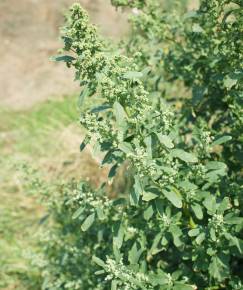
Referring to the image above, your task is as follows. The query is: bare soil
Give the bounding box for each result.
[0,0,128,110]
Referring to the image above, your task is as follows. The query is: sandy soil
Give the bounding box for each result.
[0,0,128,110]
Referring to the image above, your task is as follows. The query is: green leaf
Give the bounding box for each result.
[162,189,182,208]
[209,256,227,282]
[195,232,205,245]
[142,191,158,202]
[205,161,227,171]
[203,195,216,214]
[188,228,200,237]
[92,256,106,268]
[91,104,111,113]
[80,135,91,152]
[123,71,143,79]
[224,75,238,89]
[50,55,75,62]
[128,242,143,265]
[171,149,198,163]
[155,199,164,217]
[113,222,124,249]
[113,101,127,128]
[143,205,154,220]
[191,203,203,220]
[118,142,133,154]
[173,283,194,290]
[96,208,105,220]
[224,216,243,225]
[78,86,90,107]
[72,206,85,219]
[131,175,143,205]
[211,135,232,146]
[108,164,118,180]
[156,133,174,148]
[111,280,119,290]
[81,213,95,231]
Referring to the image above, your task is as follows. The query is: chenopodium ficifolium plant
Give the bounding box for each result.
[49,3,243,290]
[111,0,243,176]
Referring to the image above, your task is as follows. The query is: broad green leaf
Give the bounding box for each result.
[143,204,154,220]
[211,135,232,146]
[224,216,243,225]
[157,133,174,148]
[209,256,227,282]
[203,195,216,214]
[162,189,182,208]
[81,213,95,231]
[128,242,143,265]
[191,203,203,220]
[155,199,164,217]
[142,190,158,202]
[171,149,198,163]
[205,161,227,171]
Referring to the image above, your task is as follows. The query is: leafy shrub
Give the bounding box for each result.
[40,1,243,289]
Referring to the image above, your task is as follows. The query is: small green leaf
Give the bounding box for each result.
[211,135,232,146]
[191,203,203,220]
[113,101,127,128]
[144,205,154,220]
[92,256,106,268]
[157,133,174,148]
[81,213,95,231]
[123,71,143,79]
[128,242,143,265]
[195,232,205,245]
[188,228,200,237]
[142,191,158,201]
[78,86,90,107]
[72,206,85,219]
[203,195,216,214]
[131,175,143,205]
[80,135,91,152]
[173,283,194,290]
[50,55,75,62]
[96,208,105,220]
[171,149,198,163]
[162,189,182,208]
[108,164,118,180]
[118,142,133,154]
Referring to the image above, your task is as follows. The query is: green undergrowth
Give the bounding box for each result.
[0,95,90,289]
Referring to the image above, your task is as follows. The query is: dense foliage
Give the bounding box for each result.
[39,1,243,289]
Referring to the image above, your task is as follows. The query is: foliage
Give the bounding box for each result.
[40,1,243,290]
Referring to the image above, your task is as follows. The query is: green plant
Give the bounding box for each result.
[39,1,243,289]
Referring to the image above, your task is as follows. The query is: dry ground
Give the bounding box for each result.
[0,0,128,110]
